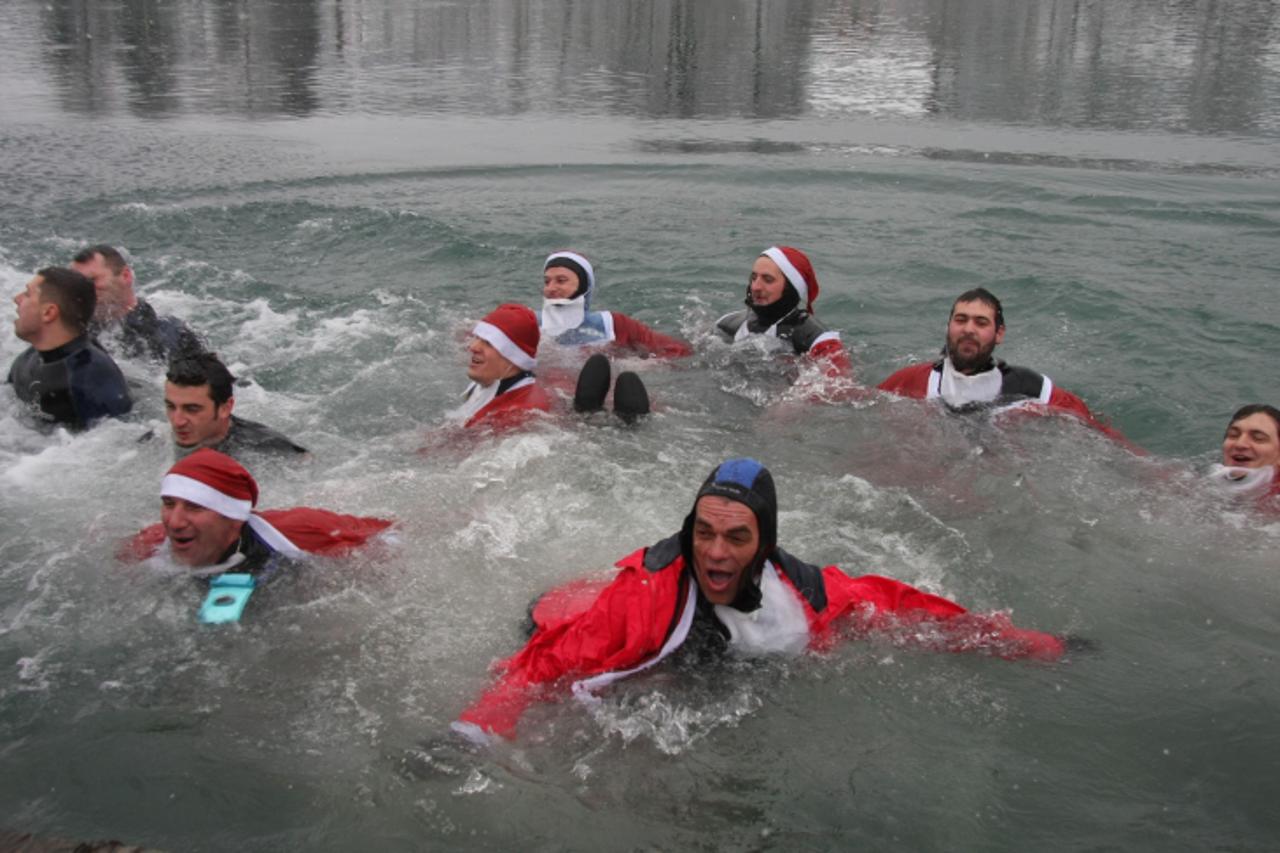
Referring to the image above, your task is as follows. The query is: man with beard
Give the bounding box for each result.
[451,457,1069,743]
[878,288,1117,433]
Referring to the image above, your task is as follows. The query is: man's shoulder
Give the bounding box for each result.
[877,360,936,395]
[224,415,308,455]
[715,309,749,338]
[777,312,835,354]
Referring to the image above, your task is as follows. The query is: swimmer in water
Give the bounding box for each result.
[164,351,307,460]
[451,303,554,430]
[124,448,393,576]
[878,287,1127,440]
[538,250,692,357]
[71,244,205,363]
[451,457,1069,744]
[715,246,853,378]
[8,266,132,430]
[1207,404,1280,502]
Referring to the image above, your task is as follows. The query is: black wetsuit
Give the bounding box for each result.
[175,414,308,460]
[211,523,287,579]
[91,298,205,362]
[7,334,133,430]
[715,307,835,356]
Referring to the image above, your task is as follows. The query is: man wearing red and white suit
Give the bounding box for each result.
[878,287,1124,439]
[125,448,393,575]
[453,457,1068,743]
[452,303,553,430]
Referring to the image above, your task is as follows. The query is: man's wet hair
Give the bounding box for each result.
[951,287,1005,328]
[35,266,96,334]
[73,244,129,274]
[167,351,236,406]
[1226,404,1280,437]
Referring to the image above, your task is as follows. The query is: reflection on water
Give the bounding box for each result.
[9,0,1276,134]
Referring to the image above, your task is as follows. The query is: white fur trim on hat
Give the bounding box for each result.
[473,320,537,371]
[762,246,808,307]
[161,473,253,521]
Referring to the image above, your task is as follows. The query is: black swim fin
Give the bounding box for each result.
[573,353,611,412]
[613,371,650,423]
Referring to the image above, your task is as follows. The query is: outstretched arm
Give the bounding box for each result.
[608,312,693,358]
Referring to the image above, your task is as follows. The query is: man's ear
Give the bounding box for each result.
[994,325,1006,345]
[40,301,60,325]
[121,266,135,287]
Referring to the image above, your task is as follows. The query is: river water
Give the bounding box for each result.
[1,1,1278,850]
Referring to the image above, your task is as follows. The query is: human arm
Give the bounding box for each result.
[455,559,677,741]
[607,312,694,358]
[815,570,1066,661]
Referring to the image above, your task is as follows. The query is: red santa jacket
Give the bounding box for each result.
[464,379,554,430]
[455,535,1065,741]
[878,360,1130,443]
[122,507,393,562]
[606,312,693,358]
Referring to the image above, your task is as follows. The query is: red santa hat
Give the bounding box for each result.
[761,246,820,313]
[161,448,258,520]
[473,303,539,371]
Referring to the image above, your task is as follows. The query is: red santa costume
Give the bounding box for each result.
[454,457,1065,743]
[714,246,853,379]
[877,355,1128,441]
[452,303,554,430]
[539,251,692,358]
[124,449,393,568]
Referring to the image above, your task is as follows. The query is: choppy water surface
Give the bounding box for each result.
[1,1,1278,850]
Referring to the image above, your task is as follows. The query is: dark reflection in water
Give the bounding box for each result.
[13,0,1280,134]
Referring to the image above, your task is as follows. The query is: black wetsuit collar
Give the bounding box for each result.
[36,334,90,363]
[496,370,534,396]
[746,284,802,330]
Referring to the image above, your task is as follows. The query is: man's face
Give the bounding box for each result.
[466,337,518,386]
[71,252,131,322]
[1222,412,1280,470]
[748,256,788,307]
[543,266,580,300]
[12,275,47,342]
[161,496,244,567]
[690,495,761,606]
[946,299,1005,374]
[165,382,233,448]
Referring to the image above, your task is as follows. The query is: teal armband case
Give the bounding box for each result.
[199,573,256,624]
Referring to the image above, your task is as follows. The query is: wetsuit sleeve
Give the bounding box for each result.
[607,312,693,358]
[456,559,674,740]
[876,362,933,398]
[816,570,1065,661]
[68,347,133,426]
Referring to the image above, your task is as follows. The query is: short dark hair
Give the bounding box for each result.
[1226,404,1280,437]
[73,244,129,274]
[166,351,236,406]
[951,287,1004,328]
[35,266,96,334]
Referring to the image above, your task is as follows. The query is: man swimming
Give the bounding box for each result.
[715,246,853,378]
[72,244,204,362]
[452,457,1067,743]
[878,287,1124,438]
[165,351,307,459]
[126,448,392,575]
[8,266,133,430]
[539,251,691,357]
[1207,404,1280,502]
